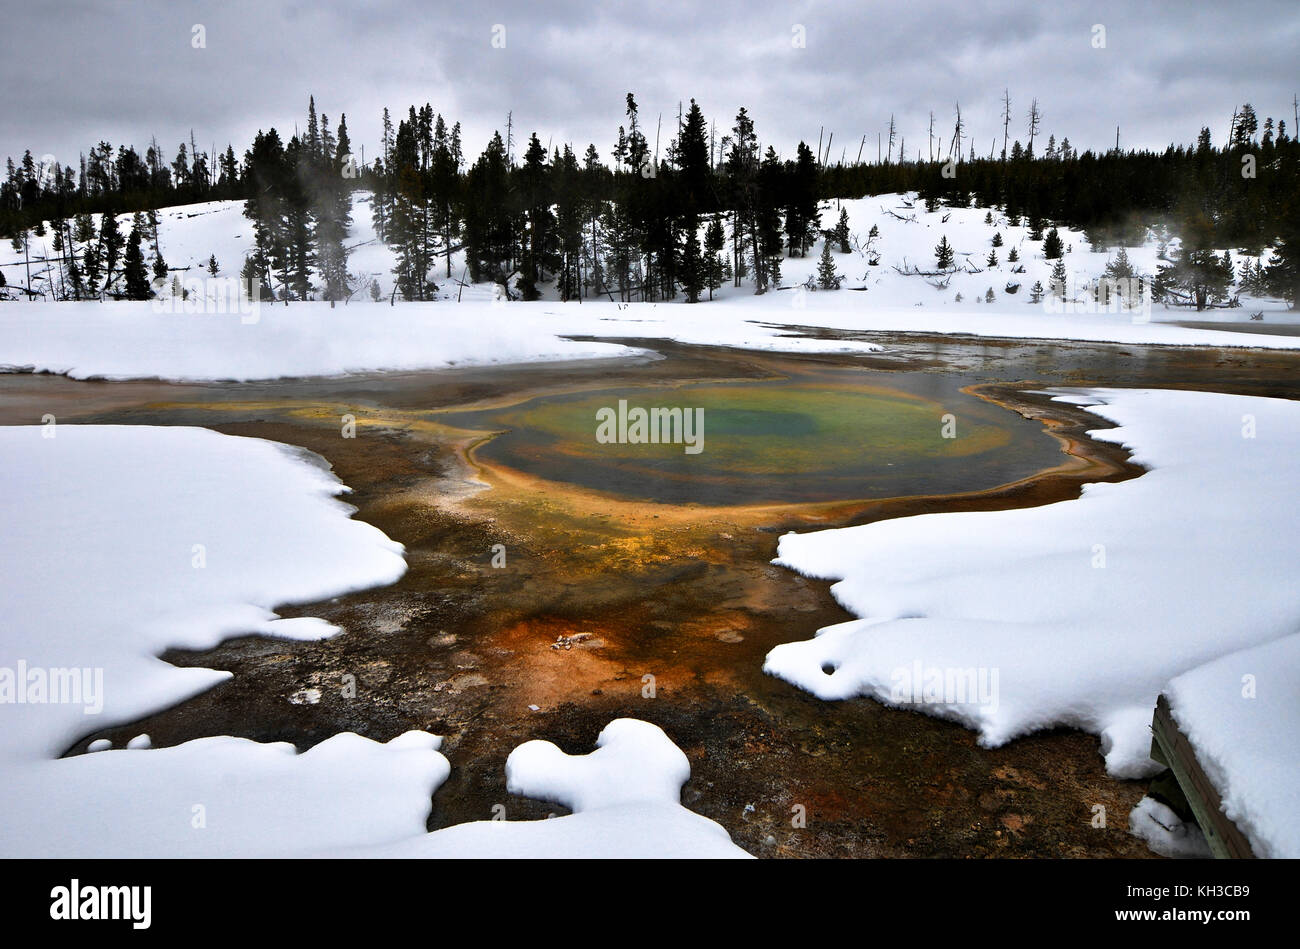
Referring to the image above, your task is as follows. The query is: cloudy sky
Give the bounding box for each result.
[3,0,1298,172]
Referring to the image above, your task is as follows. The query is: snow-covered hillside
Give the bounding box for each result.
[5,191,1300,382]
[2,191,1292,321]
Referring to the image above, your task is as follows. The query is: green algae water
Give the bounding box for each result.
[443,370,1064,506]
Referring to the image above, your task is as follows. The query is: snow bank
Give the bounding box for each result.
[765,388,1300,782]
[376,719,751,859]
[0,302,642,381]
[8,295,1296,385]
[0,425,748,857]
[0,423,444,856]
[1161,633,1300,858]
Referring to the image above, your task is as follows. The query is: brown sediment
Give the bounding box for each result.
[10,333,1300,858]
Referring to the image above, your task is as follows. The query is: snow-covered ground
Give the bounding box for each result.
[0,424,747,857]
[764,389,1300,830]
[3,192,1299,384]
[1162,633,1300,858]
[373,719,750,859]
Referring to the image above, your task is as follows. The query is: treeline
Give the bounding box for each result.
[240,98,354,301]
[3,95,1298,305]
[366,94,819,302]
[826,112,1299,255]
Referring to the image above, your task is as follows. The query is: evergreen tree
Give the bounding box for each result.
[725,107,759,290]
[122,227,152,299]
[517,132,555,300]
[1042,226,1063,259]
[756,146,785,290]
[816,239,840,289]
[1103,246,1135,280]
[704,215,725,300]
[679,223,705,302]
[1050,259,1068,298]
[240,254,273,301]
[462,131,516,288]
[1157,214,1235,310]
[784,141,820,256]
[1267,232,1300,307]
[935,234,955,269]
[74,214,101,290]
[98,207,124,292]
[834,207,851,253]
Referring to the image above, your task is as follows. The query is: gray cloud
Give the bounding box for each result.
[3,0,1296,173]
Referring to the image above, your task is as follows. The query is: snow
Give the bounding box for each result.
[764,388,1300,790]
[0,302,643,381]
[0,423,434,857]
[5,192,1299,384]
[1128,796,1212,859]
[1161,633,1300,858]
[371,719,751,859]
[0,424,747,858]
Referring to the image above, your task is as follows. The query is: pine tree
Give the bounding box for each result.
[1158,215,1235,310]
[75,214,101,290]
[704,215,725,300]
[207,254,219,276]
[817,239,839,289]
[935,235,954,269]
[1103,246,1134,280]
[517,133,555,301]
[784,141,819,256]
[1042,226,1063,259]
[756,146,785,290]
[241,254,273,301]
[1050,259,1068,298]
[243,128,290,299]
[986,249,998,267]
[122,228,152,299]
[991,231,1003,247]
[462,131,516,288]
[834,207,851,253]
[679,223,705,303]
[1008,247,1020,263]
[98,208,124,292]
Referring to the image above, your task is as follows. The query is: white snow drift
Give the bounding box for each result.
[1162,633,1300,858]
[373,718,750,859]
[0,424,745,858]
[764,388,1300,819]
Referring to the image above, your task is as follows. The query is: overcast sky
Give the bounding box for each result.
[4,0,1298,172]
